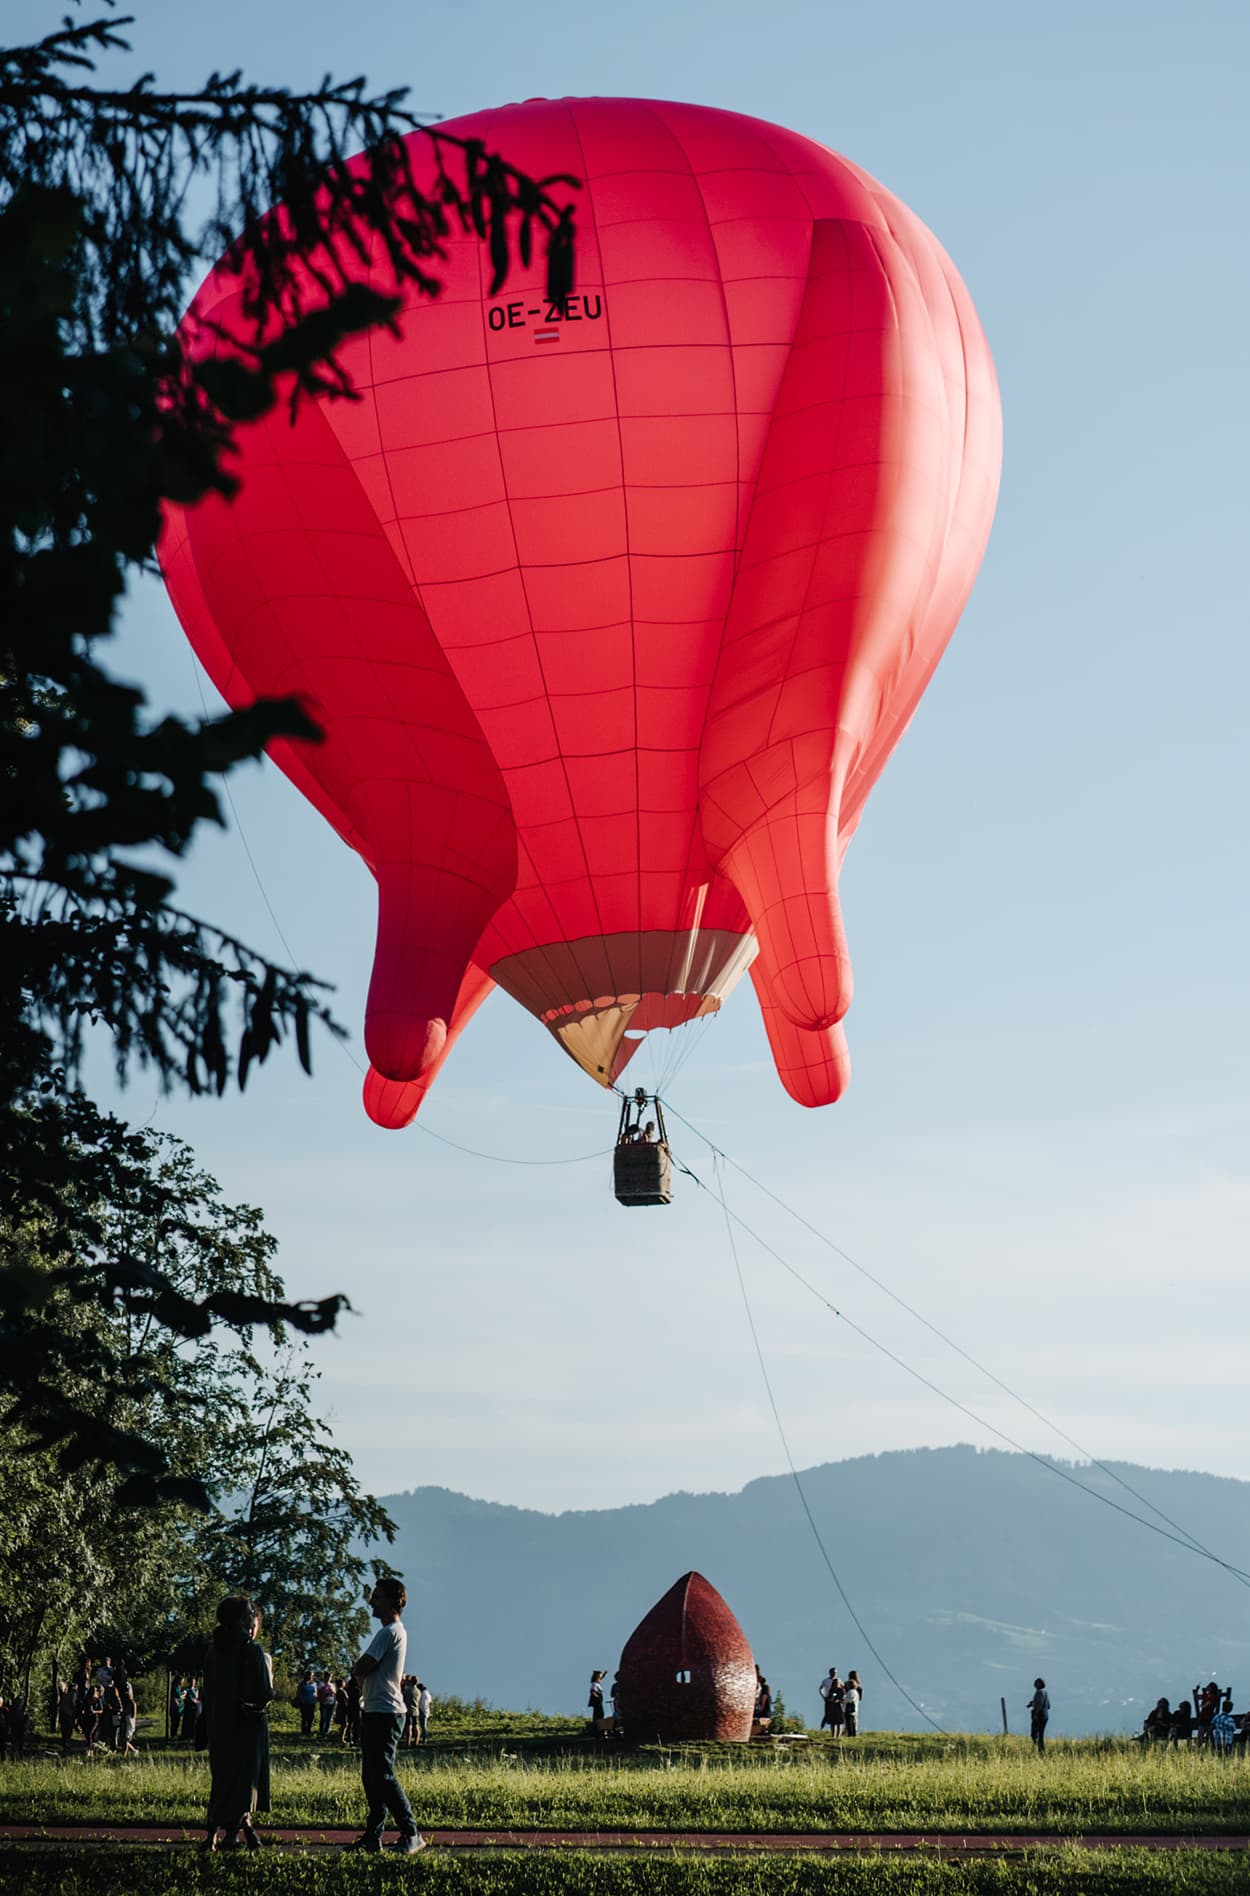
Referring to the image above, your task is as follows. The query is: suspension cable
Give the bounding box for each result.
[706,1150,949,1735]
[663,1099,1249,1588]
[666,1135,1250,1588]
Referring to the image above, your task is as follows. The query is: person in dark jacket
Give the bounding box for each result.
[1027,1678,1050,1754]
[199,1596,274,1852]
[296,1669,318,1737]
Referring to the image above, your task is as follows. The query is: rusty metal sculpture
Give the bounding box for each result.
[615,1571,756,1742]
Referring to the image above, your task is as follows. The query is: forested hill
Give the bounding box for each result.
[381,1447,1250,1737]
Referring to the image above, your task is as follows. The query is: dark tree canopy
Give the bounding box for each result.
[0,1126,396,1695]
[0,15,577,1491]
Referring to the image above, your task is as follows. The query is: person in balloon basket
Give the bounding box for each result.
[1027,1678,1050,1754]
[347,1577,427,1854]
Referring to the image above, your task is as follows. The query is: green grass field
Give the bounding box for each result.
[3,1727,1250,1838]
[2,1845,1250,1896]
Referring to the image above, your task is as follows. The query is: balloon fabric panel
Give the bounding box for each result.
[159,98,1000,1124]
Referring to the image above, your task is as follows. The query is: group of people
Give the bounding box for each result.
[1137,1681,1246,1751]
[201,1577,429,1854]
[817,1666,863,1736]
[168,1675,203,1743]
[294,1670,359,1743]
[291,1667,432,1748]
[58,1658,138,1757]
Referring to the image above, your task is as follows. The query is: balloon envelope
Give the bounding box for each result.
[160,98,1001,1126]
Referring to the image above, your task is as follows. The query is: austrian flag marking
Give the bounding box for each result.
[533,328,560,344]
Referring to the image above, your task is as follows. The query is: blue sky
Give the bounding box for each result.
[18,0,1249,1510]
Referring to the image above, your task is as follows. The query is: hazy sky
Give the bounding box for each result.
[21,1,1249,1515]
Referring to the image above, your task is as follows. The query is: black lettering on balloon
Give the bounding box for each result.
[488,292,605,331]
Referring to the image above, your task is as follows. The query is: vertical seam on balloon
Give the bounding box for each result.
[839,222,962,831]
[754,221,851,1024]
[470,163,608,1023]
[648,103,743,1001]
[565,101,644,1006]
[762,220,854,758]
[695,205,817,859]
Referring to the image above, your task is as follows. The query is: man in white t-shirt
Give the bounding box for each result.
[347,1578,426,1853]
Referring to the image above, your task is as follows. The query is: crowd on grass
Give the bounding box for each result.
[54,1658,138,1757]
[291,1669,431,1747]
[1136,1682,1250,1752]
[8,1641,1250,1804]
[23,1644,436,1768]
[817,1667,864,1737]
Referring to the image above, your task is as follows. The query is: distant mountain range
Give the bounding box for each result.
[382,1446,1250,1736]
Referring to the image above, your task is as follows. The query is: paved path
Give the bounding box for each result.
[1,1825,1249,1855]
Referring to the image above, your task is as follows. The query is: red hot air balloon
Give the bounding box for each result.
[160,99,1001,1128]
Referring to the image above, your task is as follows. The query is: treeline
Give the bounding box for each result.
[0,1116,394,1714]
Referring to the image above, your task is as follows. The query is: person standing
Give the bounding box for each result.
[117,1677,139,1756]
[416,1681,432,1746]
[199,1595,274,1852]
[57,1682,77,1754]
[317,1672,337,1740]
[100,1676,120,1752]
[1027,1678,1050,1754]
[343,1674,362,1746]
[818,1665,839,1731]
[843,1671,862,1737]
[296,1670,318,1738]
[401,1675,418,1747]
[79,1683,102,1758]
[348,1577,426,1855]
[588,1670,606,1734]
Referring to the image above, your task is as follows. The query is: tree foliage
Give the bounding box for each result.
[198,1351,397,1671]
[0,1128,394,1697]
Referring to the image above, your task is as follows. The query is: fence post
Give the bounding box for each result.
[1001,1696,1008,1735]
